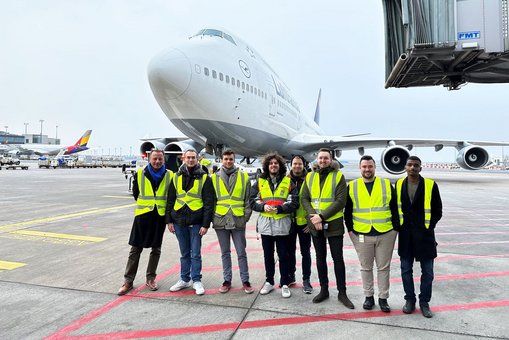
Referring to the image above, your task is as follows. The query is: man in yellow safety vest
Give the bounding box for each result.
[344,155,399,312]
[118,149,173,295]
[211,149,254,294]
[301,148,354,308]
[396,156,442,318]
[166,149,215,295]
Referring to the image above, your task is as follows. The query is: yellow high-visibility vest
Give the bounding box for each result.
[173,173,208,211]
[258,177,291,220]
[349,177,393,233]
[293,180,307,225]
[135,168,173,216]
[305,170,344,221]
[396,178,434,229]
[212,170,249,216]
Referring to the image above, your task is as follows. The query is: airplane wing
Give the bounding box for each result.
[289,133,509,174]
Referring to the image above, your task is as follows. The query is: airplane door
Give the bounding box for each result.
[269,94,276,118]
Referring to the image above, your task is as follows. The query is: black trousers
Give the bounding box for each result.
[287,223,312,281]
[312,233,346,291]
[261,234,290,286]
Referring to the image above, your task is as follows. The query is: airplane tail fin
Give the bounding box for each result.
[314,89,321,125]
[74,130,92,147]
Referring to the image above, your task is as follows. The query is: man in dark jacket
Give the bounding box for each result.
[118,149,173,295]
[396,156,442,318]
[166,149,215,295]
[287,155,313,294]
[301,148,354,308]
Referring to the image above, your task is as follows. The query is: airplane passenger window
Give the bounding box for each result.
[226,75,230,83]
[212,70,217,79]
[242,82,245,90]
[219,73,224,81]
[204,67,209,76]
[231,77,235,86]
[237,80,240,87]
[250,85,253,93]
[195,64,201,74]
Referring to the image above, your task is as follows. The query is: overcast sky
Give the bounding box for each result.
[1,1,508,161]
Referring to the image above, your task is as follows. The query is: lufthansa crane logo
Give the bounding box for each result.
[239,60,251,78]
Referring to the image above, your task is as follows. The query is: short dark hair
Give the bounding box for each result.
[184,149,197,156]
[291,154,307,167]
[149,148,164,158]
[359,155,375,165]
[317,148,333,159]
[407,155,422,164]
[261,152,286,178]
[221,149,235,158]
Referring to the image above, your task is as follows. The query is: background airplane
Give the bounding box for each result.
[144,28,509,174]
[1,130,92,156]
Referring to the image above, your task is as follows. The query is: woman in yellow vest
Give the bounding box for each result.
[250,152,298,298]
[118,149,173,295]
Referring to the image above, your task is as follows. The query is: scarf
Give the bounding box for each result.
[147,163,166,183]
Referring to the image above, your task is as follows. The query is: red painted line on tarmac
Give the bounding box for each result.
[57,300,509,339]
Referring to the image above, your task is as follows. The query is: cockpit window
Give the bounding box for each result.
[192,29,237,45]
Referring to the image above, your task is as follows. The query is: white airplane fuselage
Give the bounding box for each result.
[148,29,322,159]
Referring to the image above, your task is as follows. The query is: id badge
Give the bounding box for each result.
[359,235,365,243]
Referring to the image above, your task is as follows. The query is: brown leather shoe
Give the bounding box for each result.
[338,290,355,309]
[117,282,133,295]
[146,279,158,291]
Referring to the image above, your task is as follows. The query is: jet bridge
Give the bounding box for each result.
[384,0,509,90]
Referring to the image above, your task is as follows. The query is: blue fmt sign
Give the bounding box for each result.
[458,31,481,40]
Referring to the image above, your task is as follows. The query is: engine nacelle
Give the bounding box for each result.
[139,141,166,159]
[456,145,489,170]
[381,146,410,174]
[163,140,203,172]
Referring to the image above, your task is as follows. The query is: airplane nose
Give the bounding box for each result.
[148,48,191,100]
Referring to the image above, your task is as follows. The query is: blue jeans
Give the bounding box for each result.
[174,224,202,282]
[400,257,434,305]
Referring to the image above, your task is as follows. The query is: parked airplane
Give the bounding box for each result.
[145,28,509,174]
[1,130,92,156]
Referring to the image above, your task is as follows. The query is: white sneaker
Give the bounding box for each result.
[169,279,192,292]
[281,285,291,298]
[193,281,205,295]
[260,282,274,295]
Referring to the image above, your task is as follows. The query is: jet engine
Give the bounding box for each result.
[140,139,202,172]
[456,145,489,170]
[381,145,410,174]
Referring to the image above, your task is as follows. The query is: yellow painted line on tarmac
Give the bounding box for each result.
[9,230,107,242]
[0,203,136,230]
[102,195,133,199]
[0,260,27,270]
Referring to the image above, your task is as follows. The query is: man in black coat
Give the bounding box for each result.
[396,156,442,318]
[118,149,173,295]
[166,149,214,295]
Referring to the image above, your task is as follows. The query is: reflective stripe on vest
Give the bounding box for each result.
[258,177,291,220]
[294,180,307,225]
[212,171,249,216]
[173,173,207,211]
[349,177,393,233]
[305,170,344,221]
[135,168,173,216]
[396,178,434,229]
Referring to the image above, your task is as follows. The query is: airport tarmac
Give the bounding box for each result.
[0,165,508,339]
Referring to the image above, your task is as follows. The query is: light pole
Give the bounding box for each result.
[39,119,44,143]
[4,126,7,133]
[55,125,58,141]
[24,122,28,135]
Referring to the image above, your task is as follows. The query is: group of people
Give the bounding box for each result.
[118,147,442,318]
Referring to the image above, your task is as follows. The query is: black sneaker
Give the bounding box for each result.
[363,296,375,310]
[302,280,313,294]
